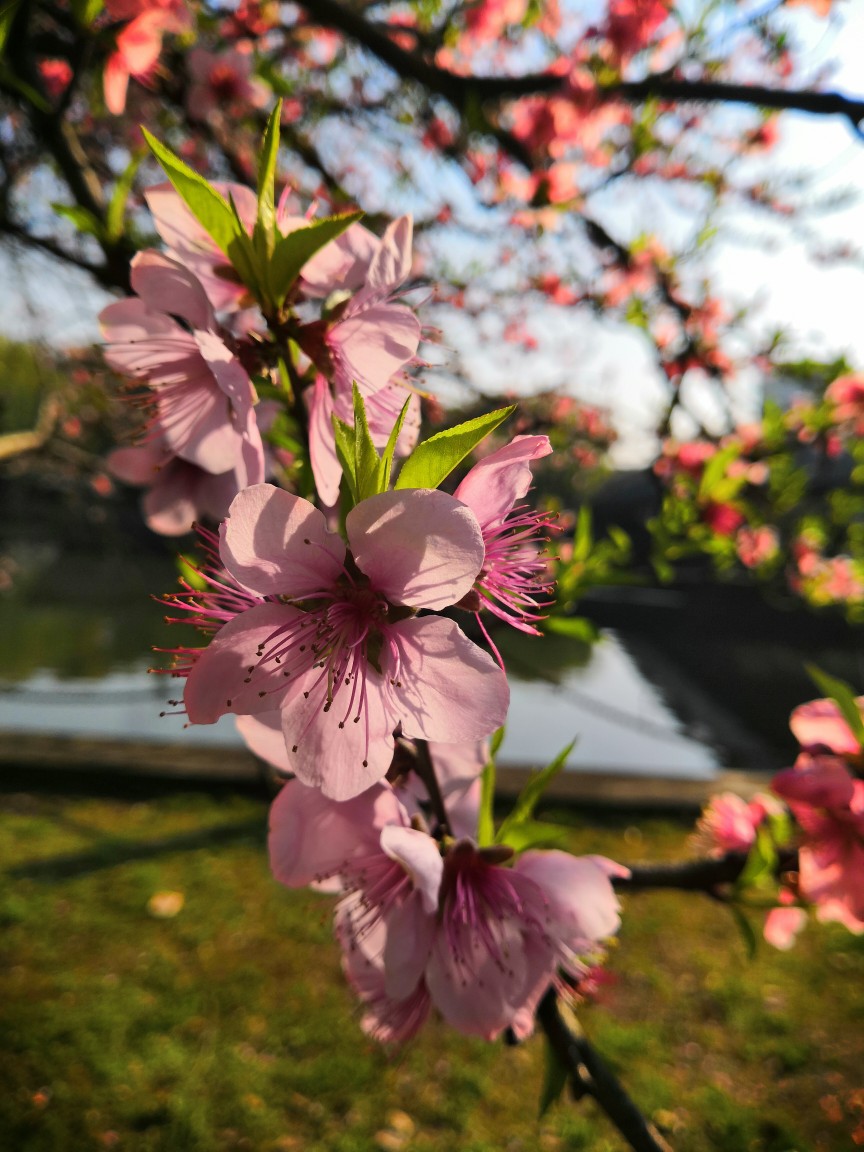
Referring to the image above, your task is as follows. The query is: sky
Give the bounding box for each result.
[2,3,864,466]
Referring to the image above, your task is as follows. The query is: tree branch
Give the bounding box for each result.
[295,0,864,133]
[615,848,798,893]
[537,991,673,1152]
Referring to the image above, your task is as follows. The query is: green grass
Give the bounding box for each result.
[2,789,863,1152]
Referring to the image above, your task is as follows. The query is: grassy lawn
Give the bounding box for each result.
[1,785,863,1152]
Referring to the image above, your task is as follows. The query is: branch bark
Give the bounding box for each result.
[614,848,798,893]
[537,991,673,1152]
[296,0,864,131]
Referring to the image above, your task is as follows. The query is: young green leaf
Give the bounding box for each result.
[0,0,23,56]
[542,615,599,642]
[489,725,506,759]
[806,664,864,747]
[226,192,264,302]
[257,99,283,235]
[735,826,778,893]
[496,739,575,847]
[106,151,143,242]
[332,414,359,506]
[351,383,385,502]
[142,129,241,257]
[395,406,515,491]
[70,0,104,26]
[476,757,496,848]
[539,1036,569,1119]
[379,396,412,492]
[497,820,568,854]
[269,211,364,306]
[52,203,105,241]
[729,904,758,960]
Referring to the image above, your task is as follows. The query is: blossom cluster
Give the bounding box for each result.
[697,688,864,948]
[96,125,628,1047]
[269,771,624,1045]
[651,383,864,617]
[102,182,421,534]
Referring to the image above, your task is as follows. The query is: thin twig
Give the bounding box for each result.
[537,991,673,1152]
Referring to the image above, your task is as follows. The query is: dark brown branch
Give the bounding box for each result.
[295,0,864,132]
[615,848,798,893]
[412,739,451,837]
[537,991,672,1152]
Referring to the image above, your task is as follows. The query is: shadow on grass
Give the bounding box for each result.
[5,816,264,882]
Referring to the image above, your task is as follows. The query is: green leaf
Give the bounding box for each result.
[736,826,777,893]
[698,442,741,500]
[379,396,412,492]
[332,415,359,506]
[142,129,241,257]
[498,820,568,854]
[489,725,505,759]
[106,151,143,242]
[352,383,385,502]
[543,615,599,642]
[539,1036,569,1118]
[806,665,864,748]
[269,211,364,306]
[477,756,496,848]
[729,904,758,960]
[257,99,283,236]
[0,0,22,57]
[395,406,515,491]
[0,61,50,111]
[70,0,104,25]
[496,739,575,847]
[52,202,105,241]
[226,192,263,302]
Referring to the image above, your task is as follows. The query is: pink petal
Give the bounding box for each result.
[366,215,413,295]
[156,376,240,475]
[301,220,379,296]
[107,442,168,484]
[763,906,807,951]
[269,778,404,888]
[194,329,254,421]
[219,484,345,598]
[380,825,443,913]
[100,297,190,363]
[331,303,421,391]
[385,616,509,741]
[235,711,289,773]
[426,912,553,1040]
[790,697,863,757]
[772,756,855,810]
[130,250,213,331]
[514,851,622,945]
[183,603,297,723]
[279,668,396,800]
[308,375,342,507]
[103,54,130,114]
[347,489,484,610]
[365,383,421,455]
[455,435,552,529]
[382,889,437,1000]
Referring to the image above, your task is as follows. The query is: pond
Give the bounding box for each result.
[1,524,860,779]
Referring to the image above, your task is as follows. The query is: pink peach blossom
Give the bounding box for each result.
[790,697,864,760]
[100,251,259,475]
[693,792,763,856]
[103,0,190,115]
[773,755,864,934]
[182,483,508,799]
[454,435,555,634]
[270,777,624,1044]
[185,45,269,121]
